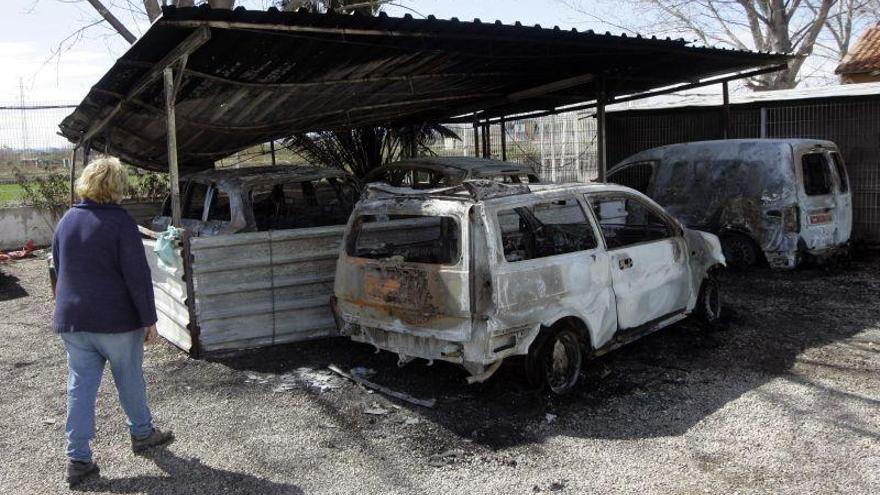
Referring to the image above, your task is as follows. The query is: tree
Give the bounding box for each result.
[278,0,394,14]
[282,125,460,178]
[561,0,880,89]
[811,0,880,62]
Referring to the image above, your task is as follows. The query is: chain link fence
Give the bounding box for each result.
[427,111,599,183]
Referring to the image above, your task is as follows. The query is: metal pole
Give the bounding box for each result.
[722,81,731,139]
[482,123,491,158]
[270,140,277,166]
[82,144,91,170]
[500,117,507,161]
[473,120,479,157]
[164,67,182,227]
[69,146,78,206]
[596,82,608,183]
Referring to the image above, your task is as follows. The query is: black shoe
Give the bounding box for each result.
[131,427,174,453]
[66,460,99,488]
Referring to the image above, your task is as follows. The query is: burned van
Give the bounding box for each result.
[608,139,852,269]
[332,181,725,394]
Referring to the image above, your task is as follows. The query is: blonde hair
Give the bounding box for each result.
[75,157,128,204]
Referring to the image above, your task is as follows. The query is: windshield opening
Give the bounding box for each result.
[347,214,461,264]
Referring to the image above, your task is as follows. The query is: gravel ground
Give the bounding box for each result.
[1,252,878,494]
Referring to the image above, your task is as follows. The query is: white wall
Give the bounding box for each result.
[0,206,55,250]
[0,201,161,251]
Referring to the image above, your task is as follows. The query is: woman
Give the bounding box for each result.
[53,157,173,487]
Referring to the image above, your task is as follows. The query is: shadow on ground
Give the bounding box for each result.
[0,269,28,302]
[210,252,880,451]
[75,446,303,495]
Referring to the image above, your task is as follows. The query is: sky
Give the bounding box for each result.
[2,0,614,105]
[0,0,847,148]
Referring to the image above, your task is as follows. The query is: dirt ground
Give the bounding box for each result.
[1,252,878,494]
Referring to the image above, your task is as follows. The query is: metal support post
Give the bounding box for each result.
[596,82,607,183]
[722,81,731,139]
[500,117,507,161]
[164,66,182,227]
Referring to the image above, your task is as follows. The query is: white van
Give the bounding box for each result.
[608,139,852,269]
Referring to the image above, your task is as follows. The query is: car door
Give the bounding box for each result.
[796,147,847,250]
[586,192,691,330]
[488,195,617,347]
[828,150,853,245]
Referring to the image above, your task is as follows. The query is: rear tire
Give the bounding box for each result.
[695,275,723,327]
[525,325,583,395]
[720,232,760,269]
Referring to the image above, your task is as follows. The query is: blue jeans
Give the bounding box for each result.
[61,329,153,462]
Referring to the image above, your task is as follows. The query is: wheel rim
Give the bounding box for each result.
[704,283,721,321]
[723,236,756,267]
[543,333,581,393]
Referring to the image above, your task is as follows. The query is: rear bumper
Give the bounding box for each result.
[765,240,850,269]
[803,242,850,263]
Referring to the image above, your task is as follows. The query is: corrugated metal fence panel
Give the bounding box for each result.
[143,239,191,351]
[189,224,345,352]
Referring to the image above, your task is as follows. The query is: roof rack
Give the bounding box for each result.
[364,179,531,201]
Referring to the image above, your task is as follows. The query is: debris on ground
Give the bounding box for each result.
[363,403,390,415]
[350,366,377,379]
[428,449,466,467]
[273,367,343,393]
[0,240,34,262]
[544,413,557,423]
[328,364,436,408]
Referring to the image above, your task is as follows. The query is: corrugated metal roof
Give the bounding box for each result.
[59,5,790,172]
[836,25,880,75]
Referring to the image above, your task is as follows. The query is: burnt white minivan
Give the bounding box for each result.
[608,139,852,269]
[332,181,725,394]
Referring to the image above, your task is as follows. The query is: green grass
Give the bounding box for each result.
[0,184,24,205]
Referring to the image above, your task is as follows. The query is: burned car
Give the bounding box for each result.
[332,181,725,394]
[152,166,357,236]
[608,139,852,269]
[364,156,539,189]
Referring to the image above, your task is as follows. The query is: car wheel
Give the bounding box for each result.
[695,275,723,327]
[720,232,760,269]
[526,325,583,395]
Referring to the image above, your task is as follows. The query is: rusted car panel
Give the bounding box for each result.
[333,181,725,390]
[609,139,851,269]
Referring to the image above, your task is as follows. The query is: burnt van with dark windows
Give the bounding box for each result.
[608,139,851,269]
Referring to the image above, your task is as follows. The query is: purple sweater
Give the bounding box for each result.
[52,200,157,334]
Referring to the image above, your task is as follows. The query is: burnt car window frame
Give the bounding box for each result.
[829,151,849,194]
[584,192,681,251]
[346,213,463,266]
[493,195,601,264]
[801,152,834,197]
[204,183,233,223]
[607,160,656,194]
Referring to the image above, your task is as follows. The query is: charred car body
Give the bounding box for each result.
[364,157,539,189]
[608,139,852,269]
[332,181,725,394]
[153,166,357,236]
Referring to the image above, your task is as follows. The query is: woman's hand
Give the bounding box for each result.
[144,324,158,344]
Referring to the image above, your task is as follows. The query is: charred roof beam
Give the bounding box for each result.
[78,26,212,145]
